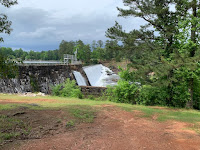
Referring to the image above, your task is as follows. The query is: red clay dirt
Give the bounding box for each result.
[5,106,198,150]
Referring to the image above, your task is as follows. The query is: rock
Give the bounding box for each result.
[36,92,45,96]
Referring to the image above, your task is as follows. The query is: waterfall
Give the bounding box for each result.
[83,64,102,86]
[73,71,87,86]
[83,64,119,87]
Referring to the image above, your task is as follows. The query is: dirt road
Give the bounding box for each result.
[13,106,200,150]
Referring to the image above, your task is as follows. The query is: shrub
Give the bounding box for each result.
[107,80,139,104]
[105,66,200,109]
[52,78,83,98]
[137,85,168,106]
[88,95,95,100]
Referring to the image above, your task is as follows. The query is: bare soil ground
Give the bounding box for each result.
[0,101,200,150]
[101,60,130,74]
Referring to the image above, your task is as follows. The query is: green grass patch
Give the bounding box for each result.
[66,120,75,128]
[116,103,200,124]
[0,104,20,110]
[0,94,114,110]
[0,115,31,144]
[68,106,96,123]
[157,110,200,123]
[117,104,164,117]
[1,94,200,125]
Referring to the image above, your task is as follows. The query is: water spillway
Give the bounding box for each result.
[83,64,119,87]
[0,64,119,94]
[72,71,87,86]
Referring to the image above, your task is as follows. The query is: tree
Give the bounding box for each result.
[58,40,75,59]
[0,0,18,78]
[75,42,91,64]
[0,0,18,42]
[106,0,200,109]
[14,48,23,58]
[97,40,104,48]
[105,40,121,61]
[91,40,97,51]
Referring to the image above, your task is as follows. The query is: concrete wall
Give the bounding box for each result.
[80,86,107,96]
[0,64,108,96]
[0,65,81,94]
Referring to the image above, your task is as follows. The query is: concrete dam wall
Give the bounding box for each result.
[0,65,84,94]
[0,64,119,95]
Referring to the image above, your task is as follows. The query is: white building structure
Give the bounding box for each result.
[64,49,82,65]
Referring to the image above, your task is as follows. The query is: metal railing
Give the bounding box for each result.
[64,54,82,65]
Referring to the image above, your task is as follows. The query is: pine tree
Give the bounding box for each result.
[106,0,200,108]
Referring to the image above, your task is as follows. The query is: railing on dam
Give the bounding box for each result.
[20,60,64,66]
[19,60,82,66]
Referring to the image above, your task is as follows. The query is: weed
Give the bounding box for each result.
[0,133,20,140]
[66,120,75,128]
[88,95,95,100]
[57,119,62,123]
[70,107,95,123]
[0,115,30,144]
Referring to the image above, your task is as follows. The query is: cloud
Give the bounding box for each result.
[18,27,57,38]
[0,0,146,51]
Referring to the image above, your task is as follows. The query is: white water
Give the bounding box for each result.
[83,64,120,87]
[73,71,87,86]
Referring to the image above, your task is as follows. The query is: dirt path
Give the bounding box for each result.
[14,106,200,150]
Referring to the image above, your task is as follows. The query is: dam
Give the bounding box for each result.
[0,63,119,95]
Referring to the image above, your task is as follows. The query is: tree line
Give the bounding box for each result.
[0,39,122,64]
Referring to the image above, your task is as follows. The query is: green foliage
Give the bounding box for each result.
[104,0,200,110]
[30,75,39,92]
[106,66,200,109]
[118,66,135,81]
[0,0,17,42]
[106,68,139,104]
[52,78,83,99]
[58,40,75,59]
[0,38,122,65]
[109,80,138,104]
[66,120,75,128]
[0,54,19,78]
[70,107,95,123]
[0,115,30,144]
[88,95,95,100]
[137,85,167,106]
[0,47,60,61]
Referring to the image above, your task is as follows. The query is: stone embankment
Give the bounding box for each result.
[0,65,107,96]
[80,86,107,96]
[0,65,81,94]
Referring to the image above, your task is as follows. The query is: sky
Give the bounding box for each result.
[0,0,145,51]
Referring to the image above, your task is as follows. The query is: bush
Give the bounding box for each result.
[105,66,200,109]
[137,85,168,106]
[107,80,139,104]
[52,78,83,98]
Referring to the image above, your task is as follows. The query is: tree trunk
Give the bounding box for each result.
[186,79,194,109]
[190,0,197,57]
[186,0,197,108]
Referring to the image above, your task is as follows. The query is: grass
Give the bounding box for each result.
[0,94,114,109]
[69,106,95,123]
[63,105,96,128]
[1,93,200,148]
[0,115,30,144]
[66,120,75,128]
[118,103,200,124]
[1,94,200,128]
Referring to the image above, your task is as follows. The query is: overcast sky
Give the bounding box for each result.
[0,0,145,51]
